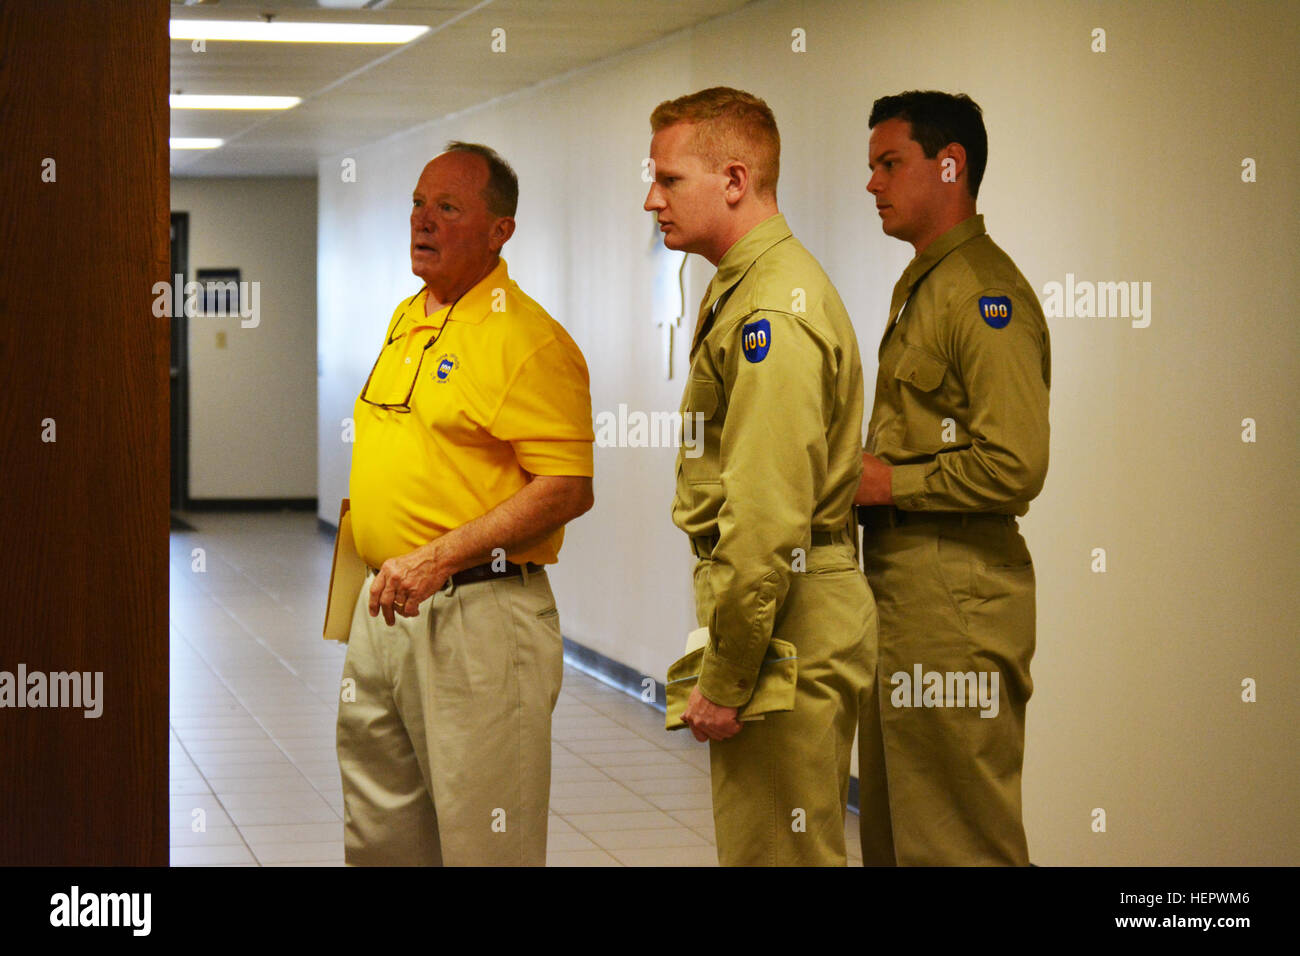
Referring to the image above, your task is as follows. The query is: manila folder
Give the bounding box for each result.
[323,498,366,642]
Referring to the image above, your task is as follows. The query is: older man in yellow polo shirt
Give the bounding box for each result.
[337,142,595,866]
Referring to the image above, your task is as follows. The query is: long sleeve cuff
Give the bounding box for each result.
[697,640,760,708]
[890,461,931,510]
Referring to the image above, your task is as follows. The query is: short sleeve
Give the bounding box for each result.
[489,334,595,477]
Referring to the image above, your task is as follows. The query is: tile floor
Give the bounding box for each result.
[169,511,863,866]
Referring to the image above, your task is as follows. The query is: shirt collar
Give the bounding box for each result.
[700,213,792,316]
[406,256,511,331]
[897,214,986,295]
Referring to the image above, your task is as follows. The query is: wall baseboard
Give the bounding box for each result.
[186,498,318,511]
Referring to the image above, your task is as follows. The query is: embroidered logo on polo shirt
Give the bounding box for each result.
[741,318,771,363]
[978,296,1012,329]
[433,353,460,383]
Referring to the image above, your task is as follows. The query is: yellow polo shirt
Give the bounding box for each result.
[349,257,594,569]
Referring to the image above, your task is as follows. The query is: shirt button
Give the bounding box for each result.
[405,357,412,364]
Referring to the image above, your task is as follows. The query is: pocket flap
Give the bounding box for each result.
[894,345,947,393]
[687,378,719,419]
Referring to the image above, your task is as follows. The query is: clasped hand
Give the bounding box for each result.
[368,544,447,626]
[681,685,742,742]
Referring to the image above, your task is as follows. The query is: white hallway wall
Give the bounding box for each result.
[317,0,1298,865]
[172,177,318,500]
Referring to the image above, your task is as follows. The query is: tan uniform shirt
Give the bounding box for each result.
[673,213,865,706]
[868,215,1051,515]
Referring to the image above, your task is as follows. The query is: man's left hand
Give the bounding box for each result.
[369,544,448,625]
[682,685,742,742]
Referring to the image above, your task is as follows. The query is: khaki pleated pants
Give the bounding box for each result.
[336,568,563,866]
[695,539,877,866]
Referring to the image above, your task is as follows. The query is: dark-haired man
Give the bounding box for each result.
[855,92,1051,865]
[645,87,876,866]
[336,142,595,866]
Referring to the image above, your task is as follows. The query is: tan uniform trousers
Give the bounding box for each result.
[858,511,1035,866]
[336,567,563,866]
[694,539,877,866]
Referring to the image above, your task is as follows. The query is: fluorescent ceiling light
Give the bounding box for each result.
[170,138,224,150]
[170,94,302,110]
[170,20,429,44]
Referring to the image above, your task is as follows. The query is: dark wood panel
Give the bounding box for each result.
[0,0,169,865]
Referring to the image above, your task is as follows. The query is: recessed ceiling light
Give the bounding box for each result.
[170,94,302,110]
[170,138,224,150]
[169,20,429,44]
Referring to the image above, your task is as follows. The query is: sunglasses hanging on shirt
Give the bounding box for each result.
[358,291,459,413]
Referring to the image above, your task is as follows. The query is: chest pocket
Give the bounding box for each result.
[681,377,722,485]
[894,345,956,455]
[895,344,946,391]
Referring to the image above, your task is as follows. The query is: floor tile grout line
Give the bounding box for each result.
[174,560,332,721]
[170,604,345,848]
[168,721,261,866]
[178,523,346,714]
[170,518,353,860]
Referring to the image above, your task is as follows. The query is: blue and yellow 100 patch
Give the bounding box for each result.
[741,318,772,362]
[978,295,1012,329]
[433,353,459,384]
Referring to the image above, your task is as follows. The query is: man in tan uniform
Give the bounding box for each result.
[644,87,876,866]
[855,91,1051,865]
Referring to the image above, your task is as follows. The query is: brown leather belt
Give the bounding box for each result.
[368,560,544,586]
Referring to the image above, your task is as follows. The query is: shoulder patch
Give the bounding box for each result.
[978,295,1012,329]
[741,317,772,363]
